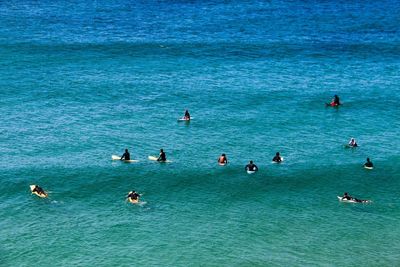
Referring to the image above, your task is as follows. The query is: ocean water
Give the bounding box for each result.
[1,0,400,266]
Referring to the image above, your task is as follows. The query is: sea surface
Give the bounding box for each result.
[1,0,400,266]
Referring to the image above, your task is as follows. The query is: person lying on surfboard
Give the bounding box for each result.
[342,192,367,203]
[218,154,228,165]
[272,152,282,163]
[183,110,190,120]
[32,185,46,196]
[245,161,258,172]
[120,149,130,161]
[157,149,167,162]
[364,158,373,168]
[348,138,358,147]
[127,191,140,202]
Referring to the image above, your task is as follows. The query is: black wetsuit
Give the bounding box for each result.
[272,156,281,162]
[364,161,373,168]
[128,192,139,200]
[245,164,258,171]
[158,152,166,161]
[121,152,130,160]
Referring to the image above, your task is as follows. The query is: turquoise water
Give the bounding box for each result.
[1,1,400,266]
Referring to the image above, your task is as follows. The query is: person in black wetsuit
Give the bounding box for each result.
[32,185,46,195]
[127,191,140,202]
[184,110,190,120]
[364,158,373,168]
[272,152,282,163]
[121,149,130,161]
[157,149,166,162]
[245,160,258,172]
[342,192,364,203]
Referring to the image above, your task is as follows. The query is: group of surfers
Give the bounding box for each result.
[31,100,375,203]
[30,184,142,203]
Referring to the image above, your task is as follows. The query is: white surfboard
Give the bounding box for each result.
[111,155,139,163]
[148,156,172,163]
[218,162,227,166]
[247,170,256,174]
[364,166,373,170]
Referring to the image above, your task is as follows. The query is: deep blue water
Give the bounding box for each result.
[1,0,400,266]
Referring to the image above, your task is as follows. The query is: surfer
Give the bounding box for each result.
[183,109,190,120]
[32,185,46,196]
[342,192,366,203]
[120,149,130,161]
[245,161,258,172]
[330,95,340,106]
[218,154,228,165]
[127,191,140,203]
[272,152,282,163]
[348,138,358,147]
[364,158,373,168]
[157,149,167,162]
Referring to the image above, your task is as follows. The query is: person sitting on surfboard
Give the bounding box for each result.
[218,154,228,165]
[127,191,140,202]
[272,152,282,163]
[157,149,167,162]
[364,158,373,168]
[183,110,190,120]
[329,95,340,106]
[32,185,46,196]
[120,149,130,161]
[348,138,358,147]
[245,161,258,172]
